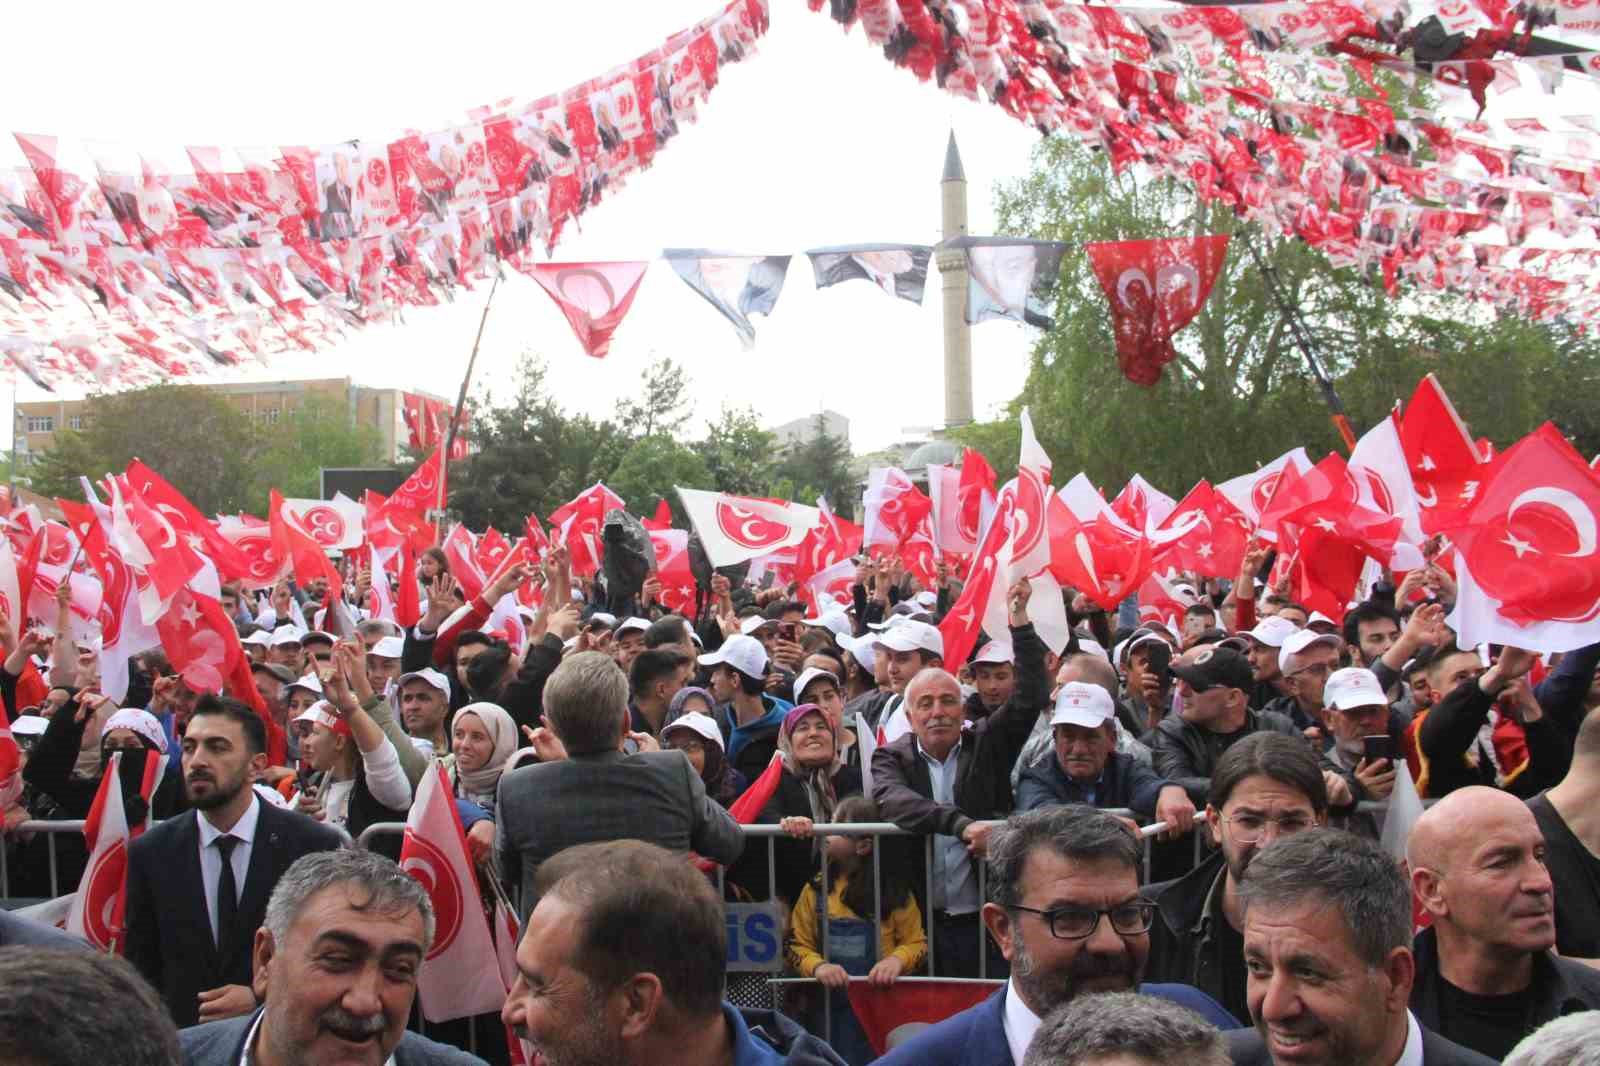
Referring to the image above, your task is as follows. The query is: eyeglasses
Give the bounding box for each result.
[1287,661,1335,680]
[1009,901,1156,940]
[1218,812,1317,844]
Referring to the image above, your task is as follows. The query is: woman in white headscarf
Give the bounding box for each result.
[445,701,519,815]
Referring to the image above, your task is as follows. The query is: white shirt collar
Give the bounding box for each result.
[1001,978,1042,1066]
[914,736,963,768]
[198,793,261,849]
[1395,1010,1424,1066]
[240,1009,396,1066]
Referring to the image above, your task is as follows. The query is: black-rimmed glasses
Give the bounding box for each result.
[1009,901,1157,940]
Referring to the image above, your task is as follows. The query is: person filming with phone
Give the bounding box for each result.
[1321,667,1408,804]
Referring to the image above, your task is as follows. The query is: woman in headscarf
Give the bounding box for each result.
[445,701,518,814]
[733,703,862,906]
[661,710,746,809]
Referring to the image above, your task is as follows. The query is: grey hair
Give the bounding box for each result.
[1021,991,1229,1066]
[543,650,629,755]
[1236,829,1410,968]
[1504,1014,1600,1066]
[264,849,435,953]
[986,806,1140,909]
[1059,652,1119,698]
[903,666,958,708]
[0,948,181,1066]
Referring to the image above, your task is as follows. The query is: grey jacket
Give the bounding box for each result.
[494,748,744,922]
[180,1010,486,1065]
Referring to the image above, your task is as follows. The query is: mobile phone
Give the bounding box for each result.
[779,622,797,644]
[1145,641,1172,680]
[1363,735,1396,763]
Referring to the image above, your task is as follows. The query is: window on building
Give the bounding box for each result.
[25,416,53,433]
[68,416,82,431]
[267,408,280,424]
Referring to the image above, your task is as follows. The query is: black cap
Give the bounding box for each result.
[1170,647,1254,693]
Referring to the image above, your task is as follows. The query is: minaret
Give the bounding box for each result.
[938,131,973,430]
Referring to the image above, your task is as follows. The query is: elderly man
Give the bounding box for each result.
[872,580,1048,977]
[1262,629,1343,741]
[1225,830,1493,1066]
[1146,733,1329,1024]
[1407,786,1600,1060]
[1320,667,1408,808]
[495,652,743,923]
[1016,682,1194,835]
[0,948,181,1066]
[504,840,842,1065]
[179,849,485,1065]
[1151,648,1300,807]
[873,619,955,741]
[1022,991,1230,1066]
[876,807,1235,1065]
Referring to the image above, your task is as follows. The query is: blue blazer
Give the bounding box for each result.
[870,983,1239,1066]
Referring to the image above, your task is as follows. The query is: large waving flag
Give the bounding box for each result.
[676,487,821,569]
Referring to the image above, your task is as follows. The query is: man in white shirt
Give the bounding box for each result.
[1225,829,1495,1065]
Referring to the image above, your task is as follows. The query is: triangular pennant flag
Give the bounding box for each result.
[663,250,791,348]
[529,261,648,358]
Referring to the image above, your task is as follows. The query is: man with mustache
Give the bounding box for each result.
[875,807,1237,1065]
[179,849,485,1065]
[1407,786,1600,1060]
[123,697,344,1028]
[1225,830,1493,1065]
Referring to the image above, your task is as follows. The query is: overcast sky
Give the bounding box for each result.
[0,0,1044,453]
[3,1,1594,459]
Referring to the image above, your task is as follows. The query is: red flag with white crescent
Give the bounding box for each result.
[67,752,131,953]
[547,482,625,578]
[400,765,506,1022]
[1084,235,1230,386]
[529,261,649,358]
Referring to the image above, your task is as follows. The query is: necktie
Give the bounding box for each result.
[215,834,240,950]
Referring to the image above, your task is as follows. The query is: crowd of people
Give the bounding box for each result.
[1,534,1599,1066]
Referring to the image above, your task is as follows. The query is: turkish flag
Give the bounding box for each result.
[1085,235,1230,385]
[862,468,934,561]
[396,539,422,628]
[1400,374,1488,534]
[1293,527,1371,623]
[1270,454,1404,566]
[804,557,857,611]
[1216,447,1313,535]
[477,527,513,576]
[442,524,488,603]
[269,491,344,604]
[105,476,205,625]
[676,487,821,569]
[124,460,255,583]
[365,490,434,556]
[846,981,998,1056]
[548,483,626,578]
[938,493,1015,672]
[529,261,649,358]
[1152,480,1251,578]
[1447,423,1600,652]
[1048,474,1155,612]
[792,498,859,593]
[1110,474,1177,535]
[67,752,132,953]
[1137,569,1197,634]
[648,528,695,614]
[927,463,975,562]
[401,765,506,1022]
[1349,412,1428,568]
[60,494,158,704]
[155,586,283,761]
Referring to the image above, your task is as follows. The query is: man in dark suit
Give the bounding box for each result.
[875,807,1237,1065]
[180,849,484,1065]
[123,696,344,1028]
[1224,830,1494,1065]
[494,651,744,923]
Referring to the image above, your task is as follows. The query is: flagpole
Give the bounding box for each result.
[435,272,499,543]
[1242,228,1359,452]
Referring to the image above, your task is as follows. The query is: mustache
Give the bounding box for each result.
[1068,952,1137,982]
[321,1007,387,1040]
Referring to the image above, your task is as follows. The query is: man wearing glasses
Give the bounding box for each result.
[1269,629,1346,745]
[874,806,1238,1065]
[1146,733,1329,1026]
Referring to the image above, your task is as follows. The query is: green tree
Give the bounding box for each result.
[608,434,712,523]
[694,406,776,496]
[247,394,385,502]
[32,385,259,513]
[772,416,856,507]
[955,136,1600,491]
[618,357,693,439]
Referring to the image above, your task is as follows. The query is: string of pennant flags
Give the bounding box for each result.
[4,0,1600,393]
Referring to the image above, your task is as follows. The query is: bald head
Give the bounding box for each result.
[1407,786,1531,873]
[1058,652,1119,699]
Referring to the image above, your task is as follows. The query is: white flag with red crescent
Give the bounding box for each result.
[676,487,820,569]
[282,495,365,551]
[67,752,131,952]
[400,765,505,1022]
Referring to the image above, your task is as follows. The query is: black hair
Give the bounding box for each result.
[0,949,181,1066]
[1342,601,1401,648]
[825,796,913,923]
[189,694,267,756]
[1185,602,1216,618]
[734,666,768,697]
[643,614,692,649]
[629,647,690,695]
[465,641,514,698]
[454,630,493,655]
[1209,732,1327,814]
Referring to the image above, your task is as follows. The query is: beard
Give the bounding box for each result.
[187,763,249,810]
[516,982,624,1066]
[1010,935,1141,1017]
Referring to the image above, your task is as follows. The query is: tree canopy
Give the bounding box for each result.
[953,136,1600,493]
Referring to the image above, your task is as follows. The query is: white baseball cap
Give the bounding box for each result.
[369,636,405,659]
[616,617,651,637]
[1306,611,1341,633]
[1278,629,1344,673]
[269,627,305,648]
[300,630,337,648]
[662,711,725,752]
[802,609,853,640]
[840,633,878,674]
[292,700,348,734]
[395,667,451,697]
[698,634,769,679]
[1325,667,1388,712]
[9,714,47,738]
[794,666,840,703]
[875,620,944,659]
[1050,682,1115,729]
[972,641,1014,666]
[914,590,938,610]
[1245,615,1300,649]
[285,673,324,696]
[588,612,618,628]
[1115,630,1168,668]
[740,614,780,636]
[242,629,275,648]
